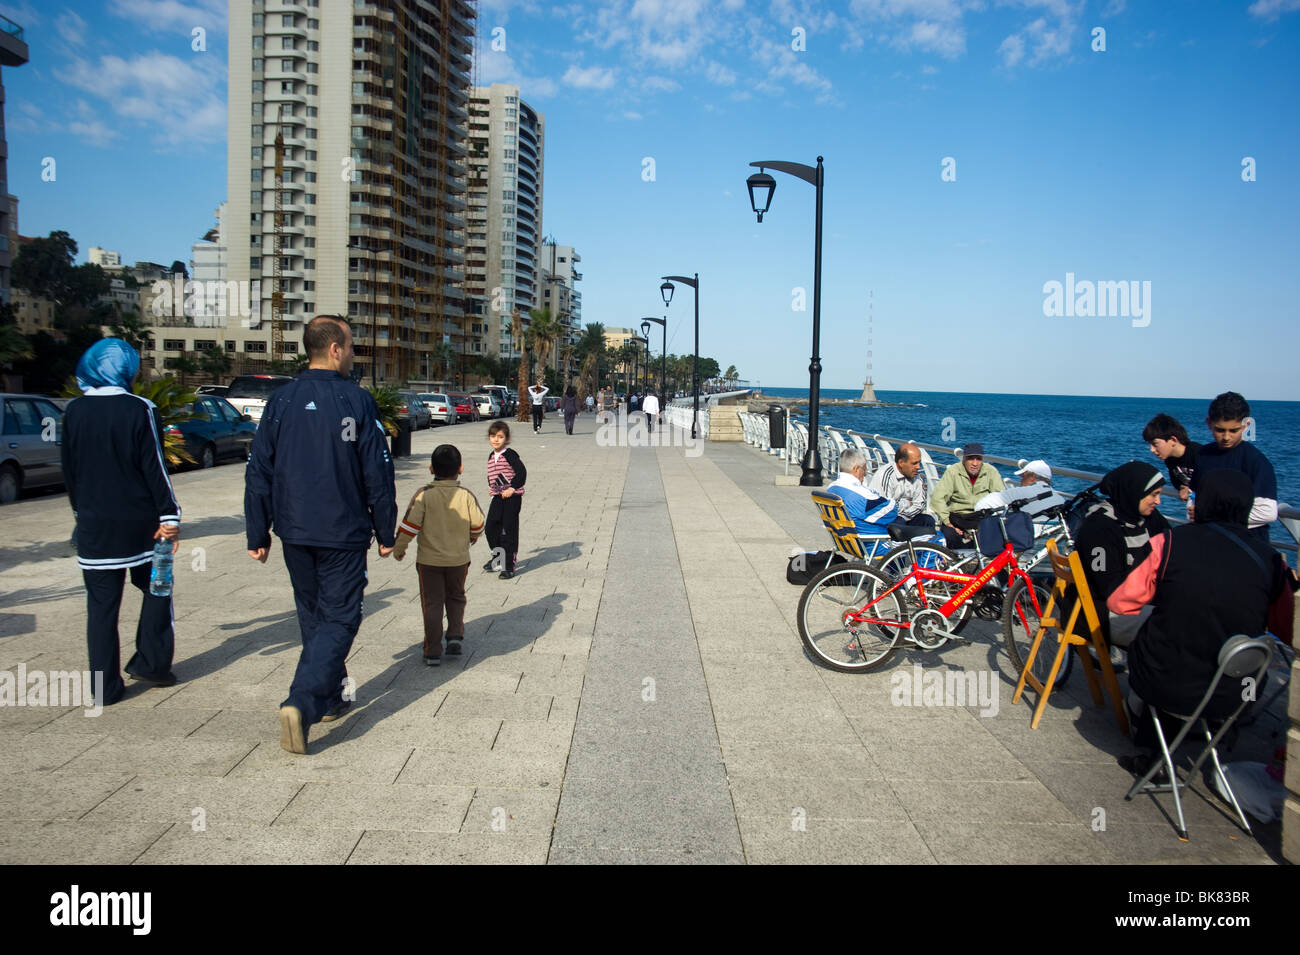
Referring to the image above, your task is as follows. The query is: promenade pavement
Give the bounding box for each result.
[0,409,1285,864]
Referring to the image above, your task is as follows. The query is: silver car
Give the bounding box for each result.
[473,392,502,418]
[1,393,65,504]
[419,393,456,427]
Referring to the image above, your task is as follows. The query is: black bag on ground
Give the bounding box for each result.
[787,550,846,585]
[977,511,1034,556]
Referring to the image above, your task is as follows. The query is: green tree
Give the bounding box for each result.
[198,347,231,382]
[109,309,151,355]
[366,384,400,437]
[724,364,738,384]
[11,231,111,326]
[169,352,202,387]
[526,307,560,383]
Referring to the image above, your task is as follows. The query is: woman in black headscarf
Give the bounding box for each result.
[1110,469,1292,761]
[1074,461,1171,615]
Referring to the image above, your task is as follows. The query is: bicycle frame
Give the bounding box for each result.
[849,537,1035,631]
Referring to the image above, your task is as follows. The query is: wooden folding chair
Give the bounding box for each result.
[810,491,890,564]
[1011,539,1129,732]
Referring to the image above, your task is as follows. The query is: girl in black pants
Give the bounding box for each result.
[528,382,548,432]
[485,421,526,578]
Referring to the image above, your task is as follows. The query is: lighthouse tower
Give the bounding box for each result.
[858,291,878,403]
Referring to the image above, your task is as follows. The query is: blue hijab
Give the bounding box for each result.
[76,338,140,392]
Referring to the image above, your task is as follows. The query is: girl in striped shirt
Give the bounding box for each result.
[484,421,527,578]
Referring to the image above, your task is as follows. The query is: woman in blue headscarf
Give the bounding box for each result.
[62,338,182,706]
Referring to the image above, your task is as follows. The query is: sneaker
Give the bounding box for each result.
[279,705,308,755]
[424,655,441,667]
[320,700,352,722]
[498,570,514,579]
[125,668,177,687]
[446,638,463,656]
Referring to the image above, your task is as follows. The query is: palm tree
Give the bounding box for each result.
[432,340,459,387]
[560,344,574,393]
[616,341,639,395]
[578,352,597,403]
[725,365,738,387]
[511,309,530,422]
[527,307,560,382]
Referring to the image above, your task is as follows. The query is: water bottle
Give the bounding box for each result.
[149,537,174,597]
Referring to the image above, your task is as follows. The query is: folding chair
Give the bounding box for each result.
[1011,539,1129,732]
[1124,635,1274,841]
[810,491,891,565]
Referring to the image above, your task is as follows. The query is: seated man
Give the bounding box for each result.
[869,442,934,528]
[827,448,903,538]
[1108,470,1294,770]
[975,459,1068,519]
[1143,413,1197,502]
[930,442,1005,548]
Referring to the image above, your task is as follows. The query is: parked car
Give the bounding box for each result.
[0,393,65,504]
[418,393,456,427]
[543,396,559,413]
[166,396,256,469]
[448,393,481,423]
[196,384,229,398]
[225,374,293,425]
[396,391,431,430]
[479,385,515,415]
[473,392,502,418]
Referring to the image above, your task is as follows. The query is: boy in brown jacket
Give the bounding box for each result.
[393,445,486,665]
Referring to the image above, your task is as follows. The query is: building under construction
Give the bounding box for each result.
[222,0,475,384]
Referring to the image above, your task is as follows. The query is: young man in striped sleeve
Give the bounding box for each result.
[393,444,486,665]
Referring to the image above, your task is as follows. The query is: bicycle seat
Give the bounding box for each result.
[887,523,936,542]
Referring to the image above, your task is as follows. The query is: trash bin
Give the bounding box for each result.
[392,417,412,458]
[768,404,786,449]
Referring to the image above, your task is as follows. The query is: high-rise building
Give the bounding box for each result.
[188,203,228,327]
[0,15,29,307]
[88,247,123,269]
[539,240,580,375]
[226,0,475,382]
[465,83,544,365]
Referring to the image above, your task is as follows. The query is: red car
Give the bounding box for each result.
[448,393,481,423]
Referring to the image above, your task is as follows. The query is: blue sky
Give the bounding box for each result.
[3,0,1298,399]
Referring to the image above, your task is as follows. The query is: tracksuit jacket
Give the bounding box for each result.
[62,389,182,570]
[244,369,397,550]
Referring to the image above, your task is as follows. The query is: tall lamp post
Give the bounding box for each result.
[660,273,699,438]
[641,316,666,394]
[746,157,825,486]
[640,323,651,393]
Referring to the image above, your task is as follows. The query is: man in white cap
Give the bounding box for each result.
[975,459,1067,517]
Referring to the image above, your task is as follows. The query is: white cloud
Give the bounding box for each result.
[1248,0,1300,19]
[109,0,227,34]
[55,10,87,46]
[998,33,1025,66]
[563,64,617,89]
[642,75,681,92]
[67,119,120,147]
[475,48,558,99]
[63,51,227,147]
[705,60,737,85]
[623,110,643,120]
[1101,0,1126,15]
[921,63,938,73]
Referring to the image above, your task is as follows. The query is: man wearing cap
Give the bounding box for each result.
[930,442,1005,548]
[975,459,1067,518]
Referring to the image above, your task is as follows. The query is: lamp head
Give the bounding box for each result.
[660,281,675,306]
[641,320,651,338]
[747,170,776,223]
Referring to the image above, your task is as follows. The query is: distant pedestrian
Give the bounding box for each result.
[563,386,579,435]
[642,390,660,434]
[585,394,594,415]
[62,338,181,706]
[245,315,397,755]
[528,381,548,432]
[393,445,485,666]
[485,421,526,578]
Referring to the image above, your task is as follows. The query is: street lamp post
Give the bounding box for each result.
[642,316,666,394]
[660,274,699,438]
[640,322,652,393]
[746,157,825,486]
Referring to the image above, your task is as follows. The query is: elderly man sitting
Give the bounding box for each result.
[827,448,905,538]
[974,459,1067,518]
[870,442,935,529]
[930,442,1005,548]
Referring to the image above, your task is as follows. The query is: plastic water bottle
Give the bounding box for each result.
[149,537,174,597]
[1186,490,1196,523]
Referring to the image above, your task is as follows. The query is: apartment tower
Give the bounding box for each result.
[465,83,544,365]
[226,0,474,383]
[0,15,28,306]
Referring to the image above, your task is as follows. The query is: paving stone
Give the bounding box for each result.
[0,821,172,864]
[137,825,362,864]
[273,781,473,832]
[347,829,550,864]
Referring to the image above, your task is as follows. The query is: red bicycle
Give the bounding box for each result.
[796,494,1053,672]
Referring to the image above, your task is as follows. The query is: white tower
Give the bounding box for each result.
[859,291,878,403]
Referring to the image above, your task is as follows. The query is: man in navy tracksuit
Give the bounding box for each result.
[63,338,182,705]
[245,316,396,755]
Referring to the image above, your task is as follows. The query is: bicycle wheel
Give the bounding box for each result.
[875,542,975,635]
[1001,576,1072,686]
[797,562,904,672]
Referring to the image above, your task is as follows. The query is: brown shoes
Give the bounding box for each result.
[279,705,308,755]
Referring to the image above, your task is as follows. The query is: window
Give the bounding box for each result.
[502,232,514,243]
[252,13,263,26]
[304,215,315,225]
[252,58,263,72]
[306,85,318,94]
[306,63,318,73]
[501,204,514,214]
[250,213,261,225]
[504,135,515,145]
[349,214,362,228]
[251,235,260,246]
[303,302,314,312]
[194,340,217,351]
[505,95,517,103]
[307,41,318,51]
[504,149,515,158]
[306,128,316,138]
[281,81,294,93]
[502,190,514,200]
[250,257,261,269]
[225,341,237,353]
[503,162,515,173]
[252,36,263,49]
[251,169,262,181]
[305,194,316,204]
[506,107,516,117]
[282,37,294,49]
[252,103,262,116]
[282,13,294,26]
[502,217,514,228]
[163,339,185,351]
[308,18,319,28]
[251,190,262,203]
[304,259,315,270]
[305,172,316,183]
[245,341,267,353]
[306,106,317,117]
[282,58,293,71]
[283,341,298,353]
[505,121,515,131]
[304,280,315,290]
[251,125,263,138]
[353,82,366,97]
[305,150,317,160]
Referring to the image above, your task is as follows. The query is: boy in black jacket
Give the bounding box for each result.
[484,421,526,578]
